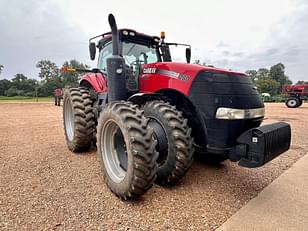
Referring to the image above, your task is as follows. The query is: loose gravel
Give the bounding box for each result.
[0,102,307,230]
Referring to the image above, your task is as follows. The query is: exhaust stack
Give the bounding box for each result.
[106,14,127,102]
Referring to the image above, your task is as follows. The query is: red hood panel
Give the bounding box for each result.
[139,62,247,96]
[145,62,246,76]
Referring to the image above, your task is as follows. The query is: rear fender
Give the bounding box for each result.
[79,73,108,93]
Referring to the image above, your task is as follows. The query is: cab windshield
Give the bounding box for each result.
[98,40,159,73]
[122,41,158,66]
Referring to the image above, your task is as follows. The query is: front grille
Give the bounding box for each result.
[188,71,264,148]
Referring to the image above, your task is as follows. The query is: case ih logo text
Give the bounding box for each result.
[143,68,157,74]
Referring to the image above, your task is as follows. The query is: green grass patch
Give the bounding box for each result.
[0,96,53,102]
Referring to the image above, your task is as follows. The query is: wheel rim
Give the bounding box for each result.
[64,97,75,142]
[288,99,297,107]
[101,120,127,183]
[148,118,168,167]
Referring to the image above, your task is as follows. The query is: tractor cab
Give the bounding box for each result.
[89,29,191,92]
[93,30,160,92]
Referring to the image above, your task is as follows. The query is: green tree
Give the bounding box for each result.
[35,59,89,96]
[0,79,11,95]
[40,78,63,96]
[37,84,49,97]
[245,70,257,82]
[11,73,27,88]
[6,86,18,97]
[36,60,59,82]
[10,73,37,96]
[256,68,270,80]
[269,63,292,91]
[61,59,90,86]
[0,64,3,74]
[255,78,280,96]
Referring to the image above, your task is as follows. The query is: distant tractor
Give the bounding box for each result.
[53,88,63,106]
[283,84,308,108]
[62,14,291,199]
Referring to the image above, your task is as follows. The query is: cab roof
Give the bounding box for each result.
[97,29,160,49]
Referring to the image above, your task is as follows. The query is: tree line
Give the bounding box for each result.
[0,60,307,97]
[194,61,306,96]
[0,60,88,97]
[245,63,293,96]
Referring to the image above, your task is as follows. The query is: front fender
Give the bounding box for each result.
[128,93,162,105]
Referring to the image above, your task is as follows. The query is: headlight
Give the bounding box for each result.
[216,107,265,120]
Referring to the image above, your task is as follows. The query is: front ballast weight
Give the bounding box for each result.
[229,122,291,168]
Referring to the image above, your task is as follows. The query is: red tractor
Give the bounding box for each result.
[283,84,308,108]
[62,14,291,199]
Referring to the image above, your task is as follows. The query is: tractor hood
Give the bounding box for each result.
[149,62,246,76]
[140,62,247,96]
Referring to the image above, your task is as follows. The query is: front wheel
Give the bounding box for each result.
[97,102,158,200]
[143,100,194,186]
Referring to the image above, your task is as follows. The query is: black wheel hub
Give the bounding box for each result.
[148,118,168,166]
[114,130,128,171]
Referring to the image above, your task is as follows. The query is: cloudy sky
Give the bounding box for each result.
[0,0,307,82]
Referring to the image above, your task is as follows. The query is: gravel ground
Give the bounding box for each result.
[0,102,307,230]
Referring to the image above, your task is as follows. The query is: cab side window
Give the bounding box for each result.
[98,42,112,73]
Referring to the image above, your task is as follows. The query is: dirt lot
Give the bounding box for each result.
[0,103,307,230]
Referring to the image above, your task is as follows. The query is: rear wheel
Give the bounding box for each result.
[286,97,300,108]
[63,87,95,152]
[143,100,194,186]
[97,102,158,199]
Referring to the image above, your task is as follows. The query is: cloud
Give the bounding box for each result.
[264,48,280,57]
[0,0,307,82]
[216,42,229,48]
[222,51,244,57]
[194,0,308,81]
[0,0,91,79]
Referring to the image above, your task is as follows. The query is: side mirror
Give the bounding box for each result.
[89,42,96,60]
[186,48,191,63]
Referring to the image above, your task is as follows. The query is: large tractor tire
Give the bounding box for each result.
[63,87,95,152]
[143,100,194,186]
[97,102,158,200]
[286,97,301,108]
